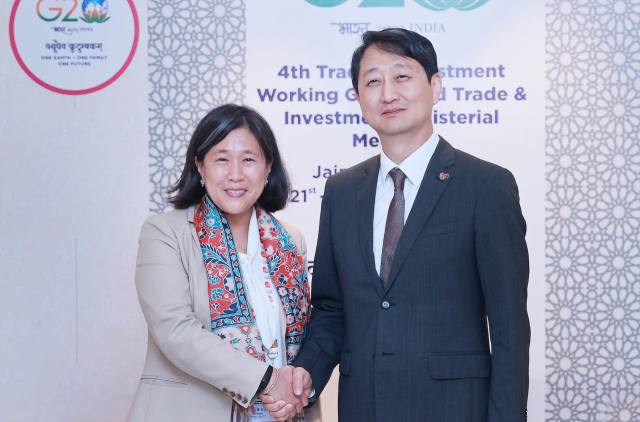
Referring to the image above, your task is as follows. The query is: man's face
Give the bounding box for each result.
[355,46,441,140]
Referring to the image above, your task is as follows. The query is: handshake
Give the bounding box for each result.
[259,366,313,421]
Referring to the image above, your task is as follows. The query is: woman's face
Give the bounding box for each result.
[196,127,271,219]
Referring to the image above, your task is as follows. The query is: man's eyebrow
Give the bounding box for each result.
[362,67,379,77]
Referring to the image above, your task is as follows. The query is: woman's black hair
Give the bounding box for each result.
[168,104,291,212]
[351,28,439,93]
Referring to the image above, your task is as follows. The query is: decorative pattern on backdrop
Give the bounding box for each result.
[148,0,246,213]
[545,1,640,420]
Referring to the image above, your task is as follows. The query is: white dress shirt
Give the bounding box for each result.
[373,132,440,274]
[237,208,286,369]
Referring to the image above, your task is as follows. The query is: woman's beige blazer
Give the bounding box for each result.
[127,206,321,422]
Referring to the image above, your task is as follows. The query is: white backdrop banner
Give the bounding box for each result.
[10,0,640,420]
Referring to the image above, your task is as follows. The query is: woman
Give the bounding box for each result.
[128,104,320,422]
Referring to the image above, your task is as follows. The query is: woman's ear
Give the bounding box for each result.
[195,156,203,176]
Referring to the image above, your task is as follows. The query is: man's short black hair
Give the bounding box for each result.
[350,28,439,93]
[168,104,291,212]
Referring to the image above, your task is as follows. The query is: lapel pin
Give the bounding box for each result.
[439,172,450,181]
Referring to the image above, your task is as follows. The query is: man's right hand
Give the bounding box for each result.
[260,367,313,421]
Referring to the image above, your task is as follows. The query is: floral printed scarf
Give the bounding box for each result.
[194,195,310,421]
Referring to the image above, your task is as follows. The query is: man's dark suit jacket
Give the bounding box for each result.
[295,138,530,422]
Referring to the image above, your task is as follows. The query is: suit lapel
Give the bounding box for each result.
[356,156,385,298]
[187,205,200,246]
[383,137,456,294]
[187,205,213,331]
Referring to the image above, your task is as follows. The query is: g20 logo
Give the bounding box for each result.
[306,0,489,10]
[36,0,110,22]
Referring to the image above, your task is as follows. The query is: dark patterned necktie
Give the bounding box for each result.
[380,168,405,287]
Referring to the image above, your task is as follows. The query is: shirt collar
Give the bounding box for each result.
[379,132,440,189]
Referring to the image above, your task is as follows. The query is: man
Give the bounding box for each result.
[265,28,530,422]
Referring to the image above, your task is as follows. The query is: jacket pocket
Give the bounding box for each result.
[339,352,351,376]
[428,353,491,380]
[140,375,188,387]
[420,221,459,238]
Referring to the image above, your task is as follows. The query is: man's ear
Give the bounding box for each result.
[431,73,443,105]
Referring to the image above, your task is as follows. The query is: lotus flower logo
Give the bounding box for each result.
[306,0,490,10]
[80,0,110,23]
[414,0,489,11]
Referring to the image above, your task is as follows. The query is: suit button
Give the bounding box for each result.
[230,392,235,397]
[223,388,228,394]
[242,398,248,404]
[382,301,390,309]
